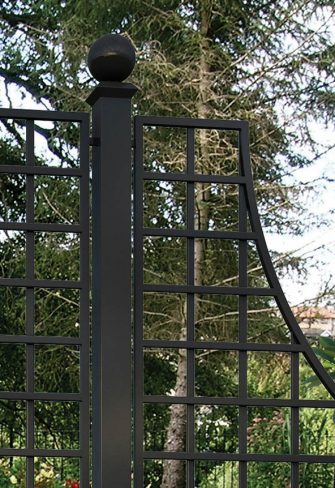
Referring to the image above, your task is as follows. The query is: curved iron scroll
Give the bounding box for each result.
[134,115,335,487]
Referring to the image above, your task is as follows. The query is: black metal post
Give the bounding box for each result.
[87,34,137,487]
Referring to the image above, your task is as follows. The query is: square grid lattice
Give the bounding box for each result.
[0,109,89,487]
[133,116,335,487]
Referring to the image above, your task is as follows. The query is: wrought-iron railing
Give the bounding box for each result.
[0,108,90,487]
[133,115,335,487]
[0,34,334,488]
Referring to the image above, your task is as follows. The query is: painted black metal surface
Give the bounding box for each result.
[87,33,136,82]
[0,108,90,487]
[133,115,335,487]
[88,82,137,487]
[87,33,138,488]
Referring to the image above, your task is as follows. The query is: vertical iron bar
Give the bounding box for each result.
[186,128,195,487]
[25,119,35,488]
[79,115,90,486]
[291,350,300,487]
[88,80,137,487]
[238,127,248,487]
[134,117,144,487]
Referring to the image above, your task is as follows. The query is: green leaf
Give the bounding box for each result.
[313,348,335,367]
[319,337,335,353]
[304,375,324,387]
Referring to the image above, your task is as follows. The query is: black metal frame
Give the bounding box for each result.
[0,108,90,487]
[88,81,137,487]
[0,105,333,487]
[133,115,335,487]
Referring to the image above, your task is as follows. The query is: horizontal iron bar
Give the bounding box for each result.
[136,115,247,131]
[0,447,82,457]
[0,165,83,176]
[143,451,335,463]
[0,278,81,289]
[0,392,82,401]
[0,107,88,122]
[143,396,335,408]
[143,284,278,296]
[142,341,303,352]
[143,171,246,184]
[0,335,82,345]
[0,222,82,233]
[142,228,257,240]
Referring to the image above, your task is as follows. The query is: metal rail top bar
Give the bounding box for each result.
[143,172,246,184]
[0,335,82,345]
[0,107,89,122]
[143,396,335,408]
[0,392,82,401]
[0,278,82,289]
[0,447,83,457]
[143,284,279,296]
[143,452,335,463]
[136,115,248,130]
[142,340,303,352]
[0,222,82,233]
[0,166,83,176]
[142,229,257,240]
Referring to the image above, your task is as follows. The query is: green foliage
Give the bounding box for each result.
[0,457,80,487]
[248,462,291,488]
[307,336,335,385]
[0,457,25,487]
[198,462,238,487]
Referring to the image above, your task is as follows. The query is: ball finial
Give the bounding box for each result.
[88,34,136,82]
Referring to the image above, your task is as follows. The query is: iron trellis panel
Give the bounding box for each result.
[0,108,90,487]
[133,115,335,488]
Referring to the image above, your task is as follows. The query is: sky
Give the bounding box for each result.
[264,122,334,306]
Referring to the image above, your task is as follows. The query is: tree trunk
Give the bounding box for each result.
[160,345,187,488]
[161,5,212,487]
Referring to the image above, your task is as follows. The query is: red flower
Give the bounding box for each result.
[65,481,72,487]
[71,482,80,488]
